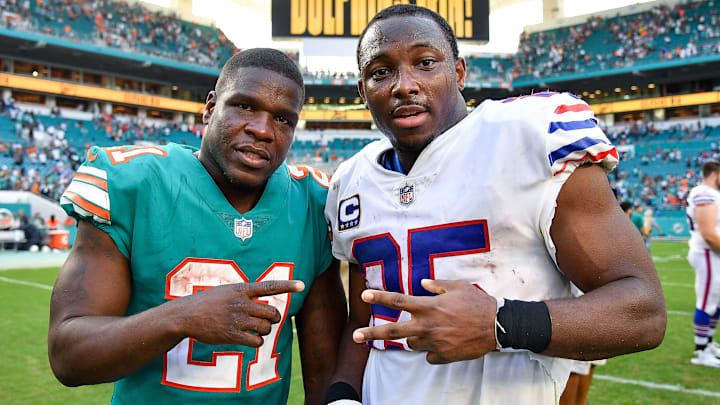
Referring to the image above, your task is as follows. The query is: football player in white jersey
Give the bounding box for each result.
[322,5,666,405]
[686,161,720,367]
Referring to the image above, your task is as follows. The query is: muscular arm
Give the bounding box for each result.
[695,204,720,252]
[327,263,371,397]
[546,164,666,359]
[48,220,302,386]
[351,164,666,364]
[295,260,347,405]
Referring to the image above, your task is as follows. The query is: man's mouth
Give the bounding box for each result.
[235,146,269,167]
[391,105,429,128]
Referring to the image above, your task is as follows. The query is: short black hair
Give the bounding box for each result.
[620,201,632,212]
[356,4,459,69]
[702,161,720,178]
[217,48,304,97]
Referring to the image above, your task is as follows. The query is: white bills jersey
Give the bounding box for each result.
[325,92,618,405]
[687,184,720,252]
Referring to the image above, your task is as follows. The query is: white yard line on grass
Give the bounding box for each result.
[652,255,685,263]
[667,310,692,315]
[663,282,693,287]
[0,275,303,334]
[0,276,52,291]
[595,375,720,398]
[0,266,55,272]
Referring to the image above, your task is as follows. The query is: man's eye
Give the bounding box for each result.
[276,116,289,124]
[236,103,251,110]
[419,59,436,68]
[371,68,390,79]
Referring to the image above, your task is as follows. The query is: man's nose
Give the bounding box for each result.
[244,112,274,141]
[391,66,420,99]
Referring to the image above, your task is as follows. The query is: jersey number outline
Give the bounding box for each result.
[162,258,293,392]
[351,220,490,349]
[89,146,168,164]
[288,164,330,189]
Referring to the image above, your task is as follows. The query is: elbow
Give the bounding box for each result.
[48,335,84,387]
[651,299,668,349]
[639,290,667,352]
[48,354,83,387]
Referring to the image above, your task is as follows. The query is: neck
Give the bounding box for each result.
[196,152,265,214]
[702,178,718,190]
[396,102,468,172]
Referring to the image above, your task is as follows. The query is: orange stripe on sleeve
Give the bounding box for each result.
[74,173,108,191]
[64,191,110,221]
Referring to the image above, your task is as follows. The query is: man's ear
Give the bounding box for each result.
[358,80,368,109]
[455,57,467,92]
[202,90,217,126]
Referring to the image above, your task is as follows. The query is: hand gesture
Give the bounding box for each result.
[352,279,497,364]
[181,280,304,347]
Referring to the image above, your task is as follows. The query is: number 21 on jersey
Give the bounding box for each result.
[162,258,293,392]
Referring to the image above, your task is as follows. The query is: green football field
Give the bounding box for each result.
[1,241,719,404]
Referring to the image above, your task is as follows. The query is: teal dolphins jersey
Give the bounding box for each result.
[60,143,332,404]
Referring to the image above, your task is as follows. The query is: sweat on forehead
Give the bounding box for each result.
[357,16,452,70]
[356,5,459,69]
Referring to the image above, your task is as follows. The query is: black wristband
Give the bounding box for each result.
[496,299,552,353]
[323,382,360,404]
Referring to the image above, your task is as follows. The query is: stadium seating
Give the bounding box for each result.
[1,0,237,68]
[509,0,720,82]
[459,0,720,84]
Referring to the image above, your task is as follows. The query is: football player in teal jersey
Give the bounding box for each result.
[48,48,346,404]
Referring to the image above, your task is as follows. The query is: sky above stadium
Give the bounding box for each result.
[144,0,656,70]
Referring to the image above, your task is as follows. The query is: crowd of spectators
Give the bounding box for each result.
[3,97,720,213]
[1,0,237,68]
[604,119,713,145]
[611,164,695,210]
[0,99,202,202]
[479,0,720,82]
[609,120,720,210]
[302,68,358,82]
[3,0,720,83]
[1,99,81,202]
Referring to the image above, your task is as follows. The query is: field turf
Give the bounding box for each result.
[1,241,719,404]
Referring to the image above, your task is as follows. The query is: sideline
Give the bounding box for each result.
[0,251,69,270]
[662,282,693,287]
[594,375,720,398]
[652,254,684,263]
[0,276,301,334]
[0,275,53,291]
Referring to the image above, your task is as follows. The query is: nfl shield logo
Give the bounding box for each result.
[399,184,415,205]
[234,218,253,241]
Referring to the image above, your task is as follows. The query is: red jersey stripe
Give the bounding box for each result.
[554,104,593,114]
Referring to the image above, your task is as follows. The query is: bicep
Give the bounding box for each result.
[49,219,131,327]
[550,164,656,292]
[696,204,719,240]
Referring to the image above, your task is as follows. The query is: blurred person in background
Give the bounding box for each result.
[685,161,720,367]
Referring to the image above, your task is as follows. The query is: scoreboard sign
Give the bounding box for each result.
[272,0,489,42]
